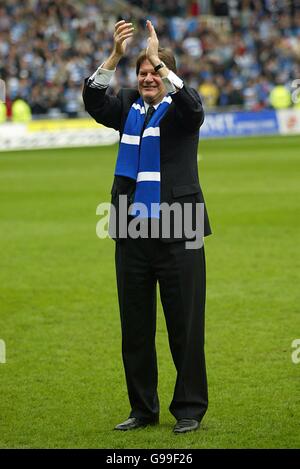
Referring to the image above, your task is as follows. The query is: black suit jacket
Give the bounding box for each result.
[83,80,212,242]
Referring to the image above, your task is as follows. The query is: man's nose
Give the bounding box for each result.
[145,73,153,82]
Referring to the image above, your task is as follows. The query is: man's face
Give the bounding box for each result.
[138,59,166,105]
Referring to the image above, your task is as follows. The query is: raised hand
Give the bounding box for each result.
[113,20,134,57]
[145,20,159,62]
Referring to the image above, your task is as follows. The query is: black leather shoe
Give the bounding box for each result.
[173,419,199,434]
[114,417,158,431]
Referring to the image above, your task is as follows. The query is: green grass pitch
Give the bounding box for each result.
[0,135,299,448]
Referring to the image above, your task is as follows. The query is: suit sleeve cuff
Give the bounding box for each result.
[89,65,115,88]
[162,71,184,94]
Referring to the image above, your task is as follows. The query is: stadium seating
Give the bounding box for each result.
[0,0,299,118]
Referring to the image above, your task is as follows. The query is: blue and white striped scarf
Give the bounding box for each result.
[114,95,172,218]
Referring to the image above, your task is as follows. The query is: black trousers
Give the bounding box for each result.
[115,236,208,422]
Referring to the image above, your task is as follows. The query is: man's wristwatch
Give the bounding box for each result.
[154,62,165,72]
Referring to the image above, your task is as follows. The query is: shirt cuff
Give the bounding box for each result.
[162,71,184,94]
[89,65,115,88]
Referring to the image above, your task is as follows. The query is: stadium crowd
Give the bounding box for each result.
[0,0,300,120]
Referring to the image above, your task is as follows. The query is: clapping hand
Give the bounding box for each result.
[113,20,134,57]
[145,20,159,62]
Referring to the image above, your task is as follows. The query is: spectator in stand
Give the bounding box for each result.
[11,96,32,122]
[0,100,6,122]
[269,81,292,109]
[198,74,219,108]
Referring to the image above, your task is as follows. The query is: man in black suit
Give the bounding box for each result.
[83,19,211,434]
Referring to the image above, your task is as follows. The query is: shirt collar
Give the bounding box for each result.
[144,101,160,113]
